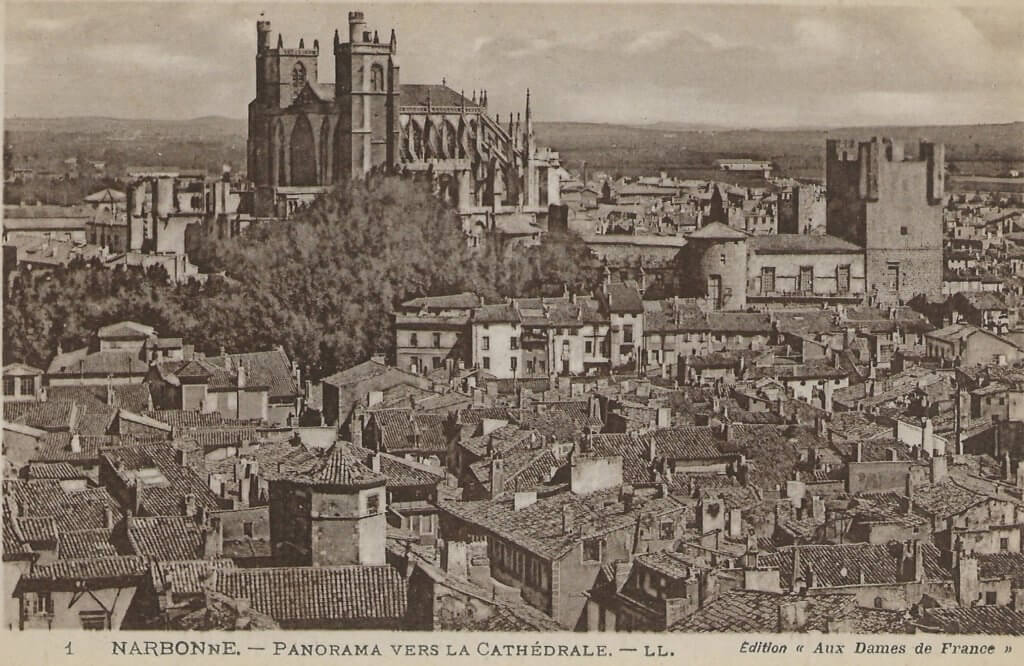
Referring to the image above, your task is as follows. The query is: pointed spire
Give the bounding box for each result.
[277,33,283,48]
[389,28,397,53]
[460,90,466,112]
[526,88,531,116]
[472,90,477,103]
[313,38,319,51]
[373,30,379,44]
[298,37,305,49]
[334,28,340,48]
[442,77,446,88]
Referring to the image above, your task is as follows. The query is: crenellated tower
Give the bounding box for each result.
[333,11,400,181]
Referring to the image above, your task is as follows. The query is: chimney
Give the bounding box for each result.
[855,441,863,463]
[203,516,223,559]
[183,493,197,518]
[930,452,948,483]
[239,475,252,508]
[70,432,82,453]
[175,447,187,466]
[620,484,635,512]
[513,491,537,511]
[811,495,825,522]
[728,509,742,539]
[133,477,145,514]
[371,453,381,472]
[562,504,574,535]
[648,437,657,463]
[815,415,826,437]
[489,457,505,499]
[103,504,114,529]
[905,473,914,513]
[237,364,246,388]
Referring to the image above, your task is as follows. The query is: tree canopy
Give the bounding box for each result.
[5,176,603,380]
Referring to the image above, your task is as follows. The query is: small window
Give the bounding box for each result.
[433,357,442,369]
[510,357,518,372]
[873,597,884,609]
[482,336,490,351]
[482,357,490,370]
[510,336,519,350]
[19,377,34,395]
[432,333,441,348]
[582,537,603,563]
[243,521,254,538]
[1001,537,1010,552]
[410,333,419,347]
[986,591,998,605]
[585,341,593,354]
[3,377,15,396]
[900,226,908,236]
[659,520,675,540]
[624,325,634,344]
[720,253,726,266]
[366,493,380,517]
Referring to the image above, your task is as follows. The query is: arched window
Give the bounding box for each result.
[370,64,384,92]
[292,62,307,92]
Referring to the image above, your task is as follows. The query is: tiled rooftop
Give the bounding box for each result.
[919,606,1024,635]
[212,566,407,623]
[128,516,205,560]
[441,487,686,560]
[58,528,119,560]
[371,409,448,454]
[760,542,950,588]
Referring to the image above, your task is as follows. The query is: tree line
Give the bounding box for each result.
[4,176,603,380]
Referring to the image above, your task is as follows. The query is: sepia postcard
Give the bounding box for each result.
[2,0,1024,663]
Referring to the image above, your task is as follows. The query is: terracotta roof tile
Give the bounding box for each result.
[58,528,119,559]
[128,516,205,560]
[441,488,686,560]
[371,409,448,454]
[213,566,407,622]
[920,606,1024,635]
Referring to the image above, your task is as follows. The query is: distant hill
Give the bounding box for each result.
[535,121,1024,180]
[5,115,1021,182]
[5,115,247,136]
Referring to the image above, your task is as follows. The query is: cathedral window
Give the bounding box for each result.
[292,62,307,93]
[370,64,384,92]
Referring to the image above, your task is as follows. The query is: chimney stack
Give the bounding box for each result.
[562,504,574,535]
[203,516,223,559]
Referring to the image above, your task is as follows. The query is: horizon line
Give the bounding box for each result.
[6,114,1023,133]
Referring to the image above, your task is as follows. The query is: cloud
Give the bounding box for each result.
[625,29,674,54]
[472,36,493,54]
[85,43,210,72]
[506,37,554,59]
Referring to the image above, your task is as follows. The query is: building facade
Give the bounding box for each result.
[247,13,561,223]
[826,137,944,305]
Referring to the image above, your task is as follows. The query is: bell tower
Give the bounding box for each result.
[334,12,400,181]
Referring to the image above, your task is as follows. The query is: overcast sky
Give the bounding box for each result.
[5,2,1023,127]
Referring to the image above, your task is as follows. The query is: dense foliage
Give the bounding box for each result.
[4,176,603,380]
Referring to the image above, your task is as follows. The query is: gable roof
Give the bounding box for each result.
[687,221,748,241]
[749,234,861,254]
[212,565,407,623]
[399,84,477,109]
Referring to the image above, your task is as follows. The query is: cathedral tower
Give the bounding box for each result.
[333,12,400,181]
